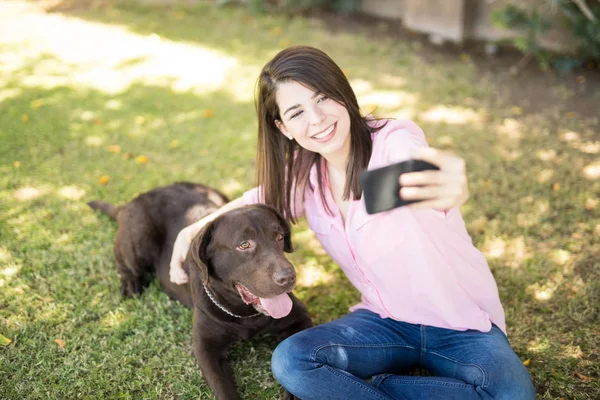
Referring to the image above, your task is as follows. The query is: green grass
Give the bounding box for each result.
[1,1,599,399]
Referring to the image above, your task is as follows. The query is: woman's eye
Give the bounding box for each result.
[276,233,284,242]
[317,95,328,103]
[290,110,302,120]
[238,241,252,250]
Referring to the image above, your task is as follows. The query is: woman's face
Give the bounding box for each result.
[274,81,351,162]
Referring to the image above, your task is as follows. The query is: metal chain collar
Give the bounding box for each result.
[202,284,262,319]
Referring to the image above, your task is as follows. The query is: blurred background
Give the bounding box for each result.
[1,1,598,399]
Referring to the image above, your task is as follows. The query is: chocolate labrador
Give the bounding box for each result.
[88,182,312,400]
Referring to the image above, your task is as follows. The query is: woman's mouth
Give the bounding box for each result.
[310,122,336,143]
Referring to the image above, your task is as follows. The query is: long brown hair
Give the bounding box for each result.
[255,46,387,223]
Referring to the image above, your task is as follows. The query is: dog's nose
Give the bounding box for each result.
[273,269,295,287]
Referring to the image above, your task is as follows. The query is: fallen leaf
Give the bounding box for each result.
[107,145,121,153]
[553,182,561,192]
[523,358,530,367]
[31,99,44,109]
[53,339,65,349]
[122,152,134,160]
[0,334,12,346]
[270,27,282,36]
[203,110,215,118]
[99,175,110,186]
[511,106,522,115]
[169,140,179,149]
[135,155,148,165]
[565,112,576,119]
[21,114,29,123]
[94,119,103,126]
[573,372,593,381]
[13,161,20,168]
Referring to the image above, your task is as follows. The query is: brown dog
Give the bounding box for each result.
[89,182,312,400]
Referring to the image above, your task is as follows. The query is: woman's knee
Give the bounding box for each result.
[271,332,314,387]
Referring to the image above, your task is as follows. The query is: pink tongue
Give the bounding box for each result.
[259,293,293,319]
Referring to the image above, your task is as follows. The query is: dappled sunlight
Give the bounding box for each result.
[0,87,22,103]
[220,178,243,194]
[582,160,600,180]
[562,344,584,360]
[528,280,558,301]
[419,105,481,125]
[101,310,127,330]
[536,169,554,183]
[292,228,327,256]
[560,130,600,155]
[58,186,86,200]
[536,149,557,161]
[13,186,45,201]
[357,90,418,116]
[496,118,523,140]
[85,135,105,147]
[0,2,248,98]
[297,261,334,288]
[527,337,550,353]
[482,236,532,269]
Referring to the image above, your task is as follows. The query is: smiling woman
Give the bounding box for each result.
[168,45,536,400]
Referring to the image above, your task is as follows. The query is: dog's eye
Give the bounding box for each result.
[276,233,284,242]
[238,241,252,250]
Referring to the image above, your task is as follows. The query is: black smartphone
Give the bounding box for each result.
[360,159,440,215]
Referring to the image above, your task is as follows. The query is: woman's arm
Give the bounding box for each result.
[169,196,245,285]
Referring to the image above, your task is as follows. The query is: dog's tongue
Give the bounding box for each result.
[259,293,292,319]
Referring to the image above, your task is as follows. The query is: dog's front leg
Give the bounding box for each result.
[192,315,241,400]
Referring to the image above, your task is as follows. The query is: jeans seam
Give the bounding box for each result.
[377,377,473,388]
[426,350,489,389]
[309,342,417,362]
[323,365,392,400]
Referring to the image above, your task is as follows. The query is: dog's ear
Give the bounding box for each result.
[254,204,293,253]
[185,221,216,284]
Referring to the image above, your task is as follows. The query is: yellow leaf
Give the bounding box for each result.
[107,145,121,153]
[203,110,215,118]
[573,372,593,381]
[135,155,148,165]
[31,99,44,109]
[122,152,134,160]
[0,334,12,346]
[13,161,20,168]
[169,140,179,149]
[553,182,560,192]
[523,358,530,367]
[565,112,576,119]
[21,114,29,123]
[511,106,522,116]
[53,339,65,349]
[270,27,282,36]
[94,119,103,126]
[99,175,110,186]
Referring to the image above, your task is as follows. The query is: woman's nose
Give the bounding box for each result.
[308,105,325,125]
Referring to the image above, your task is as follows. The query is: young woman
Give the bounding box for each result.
[169,46,536,399]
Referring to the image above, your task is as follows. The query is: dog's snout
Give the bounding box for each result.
[273,269,295,287]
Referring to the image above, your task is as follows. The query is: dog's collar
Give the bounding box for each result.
[202,283,262,319]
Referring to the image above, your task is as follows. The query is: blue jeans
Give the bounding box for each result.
[272,310,535,400]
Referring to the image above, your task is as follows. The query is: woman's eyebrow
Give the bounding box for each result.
[283,92,322,116]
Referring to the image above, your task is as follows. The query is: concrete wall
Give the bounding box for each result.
[361,0,578,51]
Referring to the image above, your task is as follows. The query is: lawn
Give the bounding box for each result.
[0,1,599,399]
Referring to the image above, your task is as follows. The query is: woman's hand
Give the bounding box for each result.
[169,224,197,285]
[399,148,470,210]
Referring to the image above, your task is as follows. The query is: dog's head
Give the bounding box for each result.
[186,204,296,319]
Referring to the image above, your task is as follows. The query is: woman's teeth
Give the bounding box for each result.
[312,124,334,139]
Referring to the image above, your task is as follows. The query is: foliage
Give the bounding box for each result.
[491,1,600,72]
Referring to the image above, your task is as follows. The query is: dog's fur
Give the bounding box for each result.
[89,182,312,400]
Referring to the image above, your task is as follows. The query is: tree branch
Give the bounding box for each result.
[573,0,597,21]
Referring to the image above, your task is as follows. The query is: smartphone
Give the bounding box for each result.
[360,159,440,215]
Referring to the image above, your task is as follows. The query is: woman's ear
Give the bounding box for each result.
[275,119,293,140]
